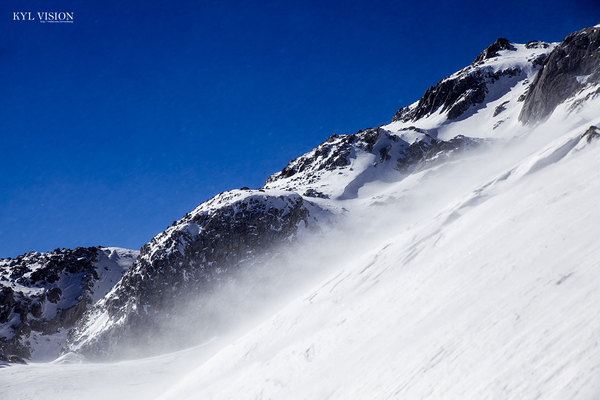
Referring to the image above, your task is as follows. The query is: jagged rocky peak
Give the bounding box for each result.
[68,189,328,358]
[474,38,516,63]
[0,247,137,362]
[392,38,552,124]
[266,128,405,187]
[520,25,600,124]
[265,124,488,201]
[265,127,438,198]
[525,40,551,49]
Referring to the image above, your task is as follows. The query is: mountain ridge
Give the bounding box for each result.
[1,24,599,364]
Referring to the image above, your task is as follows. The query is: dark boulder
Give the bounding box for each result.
[581,126,600,143]
[46,287,62,304]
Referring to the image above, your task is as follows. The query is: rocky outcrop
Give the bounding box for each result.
[474,38,516,63]
[0,247,137,360]
[581,125,600,143]
[265,128,412,193]
[520,26,600,123]
[266,125,492,204]
[393,66,522,122]
[393,38,552,124]
[68,190,327,357]
[397,135,487,172]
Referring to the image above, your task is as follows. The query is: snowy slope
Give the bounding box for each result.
[2,25,600,400]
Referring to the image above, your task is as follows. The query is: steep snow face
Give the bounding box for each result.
[265,127,435,199]
[0,247,137,361]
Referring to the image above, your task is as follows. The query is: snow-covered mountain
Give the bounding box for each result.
[68,190,329,357]
[0,247,137,362]
[2,23,600,400]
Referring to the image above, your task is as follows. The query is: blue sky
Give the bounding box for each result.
[0,0,597,257]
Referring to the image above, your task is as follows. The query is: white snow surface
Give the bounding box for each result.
[3,38,600,399]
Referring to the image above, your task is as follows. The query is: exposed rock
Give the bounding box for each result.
[493,101,510,117]
[397,135,487,172]
[46,288,62,304]
[474,38,516,63]
[0,354,27,365]
[520,26,600,123]
[0,247,137,361]
[525,40,550,49]
[392,38,552,124]
[393,66,522,122]
[68,190,328,358]
[266,128,400,192]
[303,189,330,199]
[581,126,600,143]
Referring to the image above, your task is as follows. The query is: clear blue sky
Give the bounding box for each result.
[0,0,597,257]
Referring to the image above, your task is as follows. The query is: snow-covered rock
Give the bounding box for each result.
[520,25,600,123]
[392,38,553,124]
[68,190,329,358]
[0,247,137,361]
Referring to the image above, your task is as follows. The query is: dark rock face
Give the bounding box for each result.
[474,38,516,63]
[525,40,551,50]
[520,26,600,123]
[0,247,136,360]
[581,126,600,143]
[393,67,522,122]
[393,37,554,124]
[266,128,404,191]
[397,135,487,173]
[303,189,329,199]
[68,191,326,357]
[493,101,510,117]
